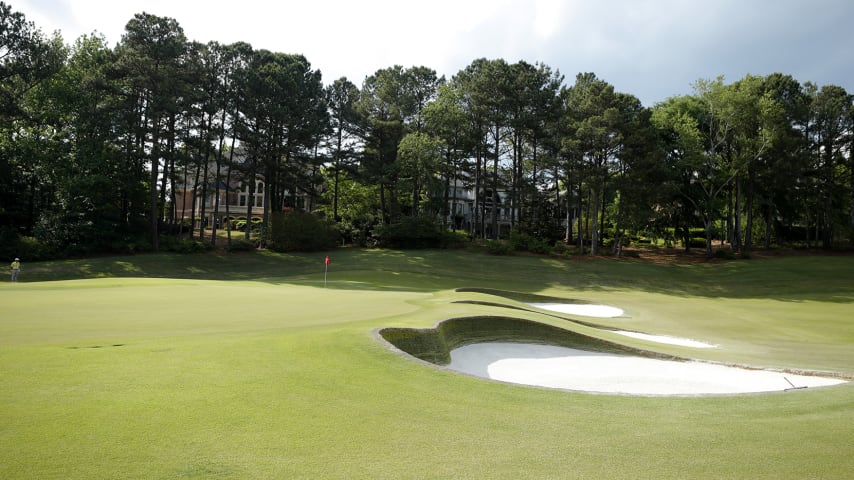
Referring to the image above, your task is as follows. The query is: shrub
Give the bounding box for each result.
[7,235,56,261]
[509,231,552,254]
[226,239,257,252]
[269,211,340,252]
[687,237,707,249]
[160,236,212,254]
[485,239,514,256]
[552,240,569,255]
[231,217,262,234]
[372,216,441,249]
[713,248,736,260]
[439,230,470,249]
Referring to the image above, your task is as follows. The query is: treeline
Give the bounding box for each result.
[1,4,853,259]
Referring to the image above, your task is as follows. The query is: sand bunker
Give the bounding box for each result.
[447,342,845,395]
[530,302,625,318]
[611,330,717,349]
[530,303,717,348]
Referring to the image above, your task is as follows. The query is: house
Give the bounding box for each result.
[442,176,515,238]
[173,157,314,231]
[173,171,266,229]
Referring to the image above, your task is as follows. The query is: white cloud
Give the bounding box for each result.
[11,0,854,106]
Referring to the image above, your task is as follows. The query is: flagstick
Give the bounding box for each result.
[324,255,330,287]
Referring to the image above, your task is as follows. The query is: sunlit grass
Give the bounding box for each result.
[1,249,853,479]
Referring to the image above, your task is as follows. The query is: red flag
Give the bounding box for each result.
[325,255,330,266]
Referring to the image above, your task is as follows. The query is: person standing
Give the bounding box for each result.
[10,258,20,282]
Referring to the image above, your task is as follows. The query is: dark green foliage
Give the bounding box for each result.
[688,237,707,249]
[552,241,571,256]
[372,216,441,249]
[225,239,256,252]
[0,227,20,261]
[0,227,55,261]
[439,229,470,249]
[269,211,340,252]
[713,248,737,260]
[2,1,853,258]
[231,218,262,234]
[484,239,514,255]
[159,237,212,254]
[509,230,552,254]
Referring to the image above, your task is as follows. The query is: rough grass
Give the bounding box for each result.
[1,249,853,479]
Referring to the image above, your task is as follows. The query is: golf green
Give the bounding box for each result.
[1,250,853,479]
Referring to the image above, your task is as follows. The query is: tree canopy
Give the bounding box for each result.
[2,3,852,259]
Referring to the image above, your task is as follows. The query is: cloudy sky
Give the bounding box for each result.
[13,0,854,106]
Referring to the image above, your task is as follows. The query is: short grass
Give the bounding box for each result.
[2,249,853,479]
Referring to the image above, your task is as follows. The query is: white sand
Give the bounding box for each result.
[612,330,717,349]
[530,302,625,318]
[447,342,846,395]
[529,302,717,348]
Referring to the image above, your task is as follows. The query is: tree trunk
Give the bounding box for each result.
[160,115,176,229]
[491,125,500,239]
[726,184,734,246]
[442,150,451,230]
[190,160,201,240]
[764,204,773,250]
[850,145,854,244]
[473,146,481,238]
[165,115,177,230]
[149,116,161,251]
[704,216,714,256]
[379,183,387,225]
[210,109,228,247]
[612,192,623,256]
[199,148,210,243]
[244,160,256,242]
[733,175,742,253]
[591,185,600,255]
[564,167,572,244]
[744,164,755,254]
[576,175,584,251]
[333,125,342,221]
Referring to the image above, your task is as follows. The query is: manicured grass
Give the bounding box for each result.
[1,249,853,479]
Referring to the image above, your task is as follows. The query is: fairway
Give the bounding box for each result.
[2,249,853,479]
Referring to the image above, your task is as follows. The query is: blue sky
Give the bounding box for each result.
[13,0,854,106]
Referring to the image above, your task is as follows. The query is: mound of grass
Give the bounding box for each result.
[379,315,662,365]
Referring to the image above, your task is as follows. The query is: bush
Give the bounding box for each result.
[231,217,262,234]
[509,231,546,253]
[160,236,213,254]
[439,230,470,249]
[713,248,736,260]
[269,211,340,252]
[372,216,441,249]
[687,237,707,249]
[485,239,514,255]
[0,233,59,262]
[552,240,570,255]
[226,239,257,252]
